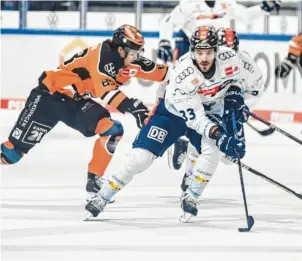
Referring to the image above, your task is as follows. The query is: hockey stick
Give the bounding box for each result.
[226,157,302,200]
[232,112,254,232]
[167,146,173,169]
[246,121,275,136]
[246,110,302,145]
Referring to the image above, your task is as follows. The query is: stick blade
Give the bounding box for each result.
[259,128,275,136]
[248,215,255,228]
[238,216,254,232]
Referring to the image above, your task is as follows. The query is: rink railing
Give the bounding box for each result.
[0,28,294,42]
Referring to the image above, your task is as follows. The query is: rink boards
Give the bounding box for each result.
[1,30,302,123]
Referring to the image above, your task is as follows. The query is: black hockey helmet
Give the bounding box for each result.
[190,25,218,52]
[112,24,145,51]
[217,27,239,52]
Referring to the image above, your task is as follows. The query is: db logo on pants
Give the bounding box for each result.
[147,126,168,143]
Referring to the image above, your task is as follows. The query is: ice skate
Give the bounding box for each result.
[179,192,198,223]
[86,173,115,203]
[84,194,107,220]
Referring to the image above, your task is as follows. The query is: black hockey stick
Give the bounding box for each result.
[246,110,302,145]
[246,121,275,136]
[232,112,255,232]
[226,157,302,200]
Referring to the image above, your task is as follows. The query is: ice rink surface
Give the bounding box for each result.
[1,110,301,261]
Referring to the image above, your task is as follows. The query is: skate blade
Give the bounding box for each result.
[83,211,95,221]
[179,212,193,223]
[86,192,115,204]
[83,211,106,221]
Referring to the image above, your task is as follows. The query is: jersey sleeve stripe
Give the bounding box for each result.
[103,90,120,104]
[108,91,127,109]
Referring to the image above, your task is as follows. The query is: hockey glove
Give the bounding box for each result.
[224,86,244,122]
[261,1,281,13]
[215,130,246,159]
[126,98,149,129]
[157,39,173,63]
[275,57,295,78]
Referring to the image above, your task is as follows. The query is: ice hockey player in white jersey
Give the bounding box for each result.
[84,25,246,221]
[163,26,265,170]
[157,0,280,170]
[158,0,281,62]
[158,0,281,63]
[217,27,264,109]
[178,27,265,207]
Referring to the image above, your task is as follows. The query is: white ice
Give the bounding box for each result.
[1,110,301,261]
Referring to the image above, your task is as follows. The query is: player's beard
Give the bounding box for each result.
[199,60,213,72]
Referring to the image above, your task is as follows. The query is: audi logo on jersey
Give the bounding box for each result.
[243,61,254,73]
[218,51,235,61]
[175,67,194,83]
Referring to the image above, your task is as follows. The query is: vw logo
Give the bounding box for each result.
[280,16,288,34]
[105,13,116,29]
[47,12,59,28]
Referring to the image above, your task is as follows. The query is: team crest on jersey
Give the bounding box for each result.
[191,78,200,86]
[104,63,116,77]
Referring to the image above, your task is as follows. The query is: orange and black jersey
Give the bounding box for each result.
[39,40,168,113]
[288,33,302,67]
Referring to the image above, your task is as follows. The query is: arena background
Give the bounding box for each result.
[1,0,302,123]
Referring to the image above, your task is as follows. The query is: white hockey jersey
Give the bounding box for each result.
[158,48,265,110]
[237,50,264,109]
[164,47,241,138]
[159,0,270,41]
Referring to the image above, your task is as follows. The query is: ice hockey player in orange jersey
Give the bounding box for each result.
[275,33,302,78]
[0,24,169,199]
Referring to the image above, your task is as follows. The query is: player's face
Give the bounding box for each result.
[194,48,215,72]
[120,48,143,66]
[124,49,140,66]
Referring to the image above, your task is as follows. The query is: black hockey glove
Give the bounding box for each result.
[261,1,281,13]
[275,57,295,78]
[157,39,173,63]
[126,98,149,129]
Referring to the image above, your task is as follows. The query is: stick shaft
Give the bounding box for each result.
[247,111,302,145]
